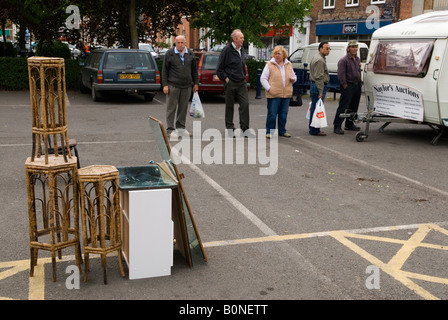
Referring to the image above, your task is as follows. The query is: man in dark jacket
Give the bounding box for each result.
[216,29,253,137]
[162,35,199,137]
[333,40,362,134]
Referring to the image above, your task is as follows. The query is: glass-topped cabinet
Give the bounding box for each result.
[117,117,207,271]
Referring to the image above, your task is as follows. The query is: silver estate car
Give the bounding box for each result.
[79,48,160,101]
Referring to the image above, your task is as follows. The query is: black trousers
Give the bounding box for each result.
[224,80,250,131]
[333,83,361,129]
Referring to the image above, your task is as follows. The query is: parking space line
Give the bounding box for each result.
[387,225,431,269]
[331,224,448,300]
[295,136,448,199]
[173,149,277,237]
[2,222,448,299]
[28,263,45,300]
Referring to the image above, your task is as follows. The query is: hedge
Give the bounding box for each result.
[246,59,267,88]
[0,57,81,90]
[0,56,266,91]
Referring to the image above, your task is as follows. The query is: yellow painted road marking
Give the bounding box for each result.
[1,223,448,300]
[331,224,448,300]
[28,263,45,300]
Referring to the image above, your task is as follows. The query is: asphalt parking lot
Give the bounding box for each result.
[1,88,448,308]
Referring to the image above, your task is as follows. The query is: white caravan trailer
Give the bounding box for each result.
[355,11,448,144]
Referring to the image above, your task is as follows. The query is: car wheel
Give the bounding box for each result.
[79,78,89,94]
[144,94,154,102]
[91,85,102,101]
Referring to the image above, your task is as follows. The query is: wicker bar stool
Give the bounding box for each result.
[27,57,73,165]
[78,165,126,284]
[25,155,82,282]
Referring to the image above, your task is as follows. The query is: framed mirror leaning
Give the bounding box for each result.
[148,116,207,267]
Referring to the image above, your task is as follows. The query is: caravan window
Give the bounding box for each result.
[370,40,434,77]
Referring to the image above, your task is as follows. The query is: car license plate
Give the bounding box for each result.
[120,74,140,79]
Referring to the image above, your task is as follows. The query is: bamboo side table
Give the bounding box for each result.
[25,155,82,282]
[78,165,126,284]
[27,57,73,164]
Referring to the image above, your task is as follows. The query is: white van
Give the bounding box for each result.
[289,41,369,72]
[288,41,369,104]
[360,11,448,144]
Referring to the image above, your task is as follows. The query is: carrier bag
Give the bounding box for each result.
[189,92,205,118]
[306,102,311,120]
[310,99,328,128]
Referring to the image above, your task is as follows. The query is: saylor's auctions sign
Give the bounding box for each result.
[372,83,424,121]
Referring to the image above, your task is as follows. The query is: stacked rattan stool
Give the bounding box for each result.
[25,57,82,282]
[26,156,82,281]
[78,165,126,284]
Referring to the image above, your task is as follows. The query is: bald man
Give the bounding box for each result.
[162,35,199,137]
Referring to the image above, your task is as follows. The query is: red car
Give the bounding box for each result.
[196,51,249,96]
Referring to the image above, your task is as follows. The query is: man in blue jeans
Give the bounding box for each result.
[308,42,331,136]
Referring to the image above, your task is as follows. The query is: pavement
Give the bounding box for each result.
[1,88,448,310]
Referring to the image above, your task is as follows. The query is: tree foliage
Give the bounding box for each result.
[1,0,312,50]
[0,0,72,41]
[0,0,197,49]
[190,0,313,47]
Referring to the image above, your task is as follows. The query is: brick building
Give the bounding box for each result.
[308,0,447,47]
[164,0,448,55]
[310,0,401,47]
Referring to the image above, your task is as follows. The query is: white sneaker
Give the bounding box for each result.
[168,131,178,139]
[266,133,272,139]
[225,129,236,138]
[177,129,192,137]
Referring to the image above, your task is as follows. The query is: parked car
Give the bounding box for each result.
[68,44,81,59]
[195,51,249,96]
[288,42,369,72]
[138,43,158,59]
[289,42,370,104]
[210,44,254,60]
[288,47,304,68]
[158,48,168,58]
[209,44,226,52]
[79,48,161,101]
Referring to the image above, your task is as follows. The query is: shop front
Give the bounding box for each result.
[316,19,393,47]
[252,19,311,60]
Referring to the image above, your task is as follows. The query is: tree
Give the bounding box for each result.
[138,0,198,44]
[0,0,197,51]
[79,0,197,48]
[190,0,313,47]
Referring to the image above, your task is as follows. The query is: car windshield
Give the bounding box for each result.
[203,55,220,70]
[289,48,303,62]
[139,43,154,52]
[104,52,154,70]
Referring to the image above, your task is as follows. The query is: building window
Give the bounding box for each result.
[371,0,385,4]
[324,0,335,9]
[346,0,359,7]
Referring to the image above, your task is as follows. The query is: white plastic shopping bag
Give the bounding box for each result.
[305,102,311,120]
[189,92,205,118]
[310,99,328,128]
